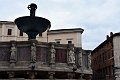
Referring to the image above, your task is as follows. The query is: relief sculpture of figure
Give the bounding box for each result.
[50,44,56,63]
[78,48,82,67]
[68,47,75,64]
[10,44,16,62]
[31,43,36,62]
[88,53,91,69]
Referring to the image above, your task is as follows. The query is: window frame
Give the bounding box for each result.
[7,29,12,35]
[19,31,23,36]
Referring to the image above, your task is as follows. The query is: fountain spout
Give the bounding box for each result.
[28,3,37,17]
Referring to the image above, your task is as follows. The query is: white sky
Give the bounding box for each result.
[0,0,120,50]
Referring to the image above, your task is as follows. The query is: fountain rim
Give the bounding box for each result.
[14,16,51,28]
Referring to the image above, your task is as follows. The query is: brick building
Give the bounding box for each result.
[91,32,120,80]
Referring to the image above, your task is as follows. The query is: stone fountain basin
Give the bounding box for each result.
[15,16,51,33]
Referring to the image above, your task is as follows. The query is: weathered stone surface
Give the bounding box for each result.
[0,41,92,79]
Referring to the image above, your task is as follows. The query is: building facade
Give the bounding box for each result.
[0,21,48,42]
[91,32,120,80]
[0,21,83,48]
[48,28,83,47]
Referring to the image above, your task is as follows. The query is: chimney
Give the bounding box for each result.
[110,32,113,37]
[106,35,109,39]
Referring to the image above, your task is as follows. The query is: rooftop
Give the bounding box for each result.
[48,28,84,34]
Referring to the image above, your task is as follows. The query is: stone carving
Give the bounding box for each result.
[27,72,37,79]
[68,47,75,64]
[7,72,14,79]
[31,43,36,62]
[10,44,16,62]
[48,72,55,80]
[78,48,82,67]
[79,73,84,79]
[68,73,74,79]
[50,44,56,63]
[88,53,91,69]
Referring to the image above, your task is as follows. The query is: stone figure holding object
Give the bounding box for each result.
[50,44,56,63]
[68,47,75,64]
[31,43,36,62]
[10,44,16,62]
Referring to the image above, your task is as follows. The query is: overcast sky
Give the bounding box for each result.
[0,0,120,50]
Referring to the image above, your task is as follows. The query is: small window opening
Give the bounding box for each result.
[7,29,12,35]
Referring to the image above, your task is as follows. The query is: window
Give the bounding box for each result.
[68,41,72,44]
[7,29,12,35]
[39,33,42,37]
[19,31,23,36]
[55,39,61,44]
[56,41,60,44]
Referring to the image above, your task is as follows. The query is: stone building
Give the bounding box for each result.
[0,21,83,47]
[0,21,48,42]
[91,32,120,80]
[0,21,92,79]
[48,28,83,47]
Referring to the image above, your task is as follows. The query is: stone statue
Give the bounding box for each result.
[88,53,91,69]
[31,43,36,62]
[10,44,16,62]
[68,47,75,64]
[78,48,82,67]
[50,44,56,63]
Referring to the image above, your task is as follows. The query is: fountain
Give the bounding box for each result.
[14,3,51,40]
